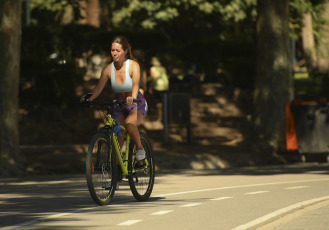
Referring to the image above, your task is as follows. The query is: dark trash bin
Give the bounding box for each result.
[286,99,329,154]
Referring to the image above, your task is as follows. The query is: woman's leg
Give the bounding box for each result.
[124,109,144,150]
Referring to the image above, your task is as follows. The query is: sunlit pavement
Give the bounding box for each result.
[1,163,329,229]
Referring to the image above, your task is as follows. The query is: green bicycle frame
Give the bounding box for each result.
[113,126,131,176]
[104,113,131,176]
[104,111,149,177]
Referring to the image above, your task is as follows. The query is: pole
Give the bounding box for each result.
[163,92,168,143]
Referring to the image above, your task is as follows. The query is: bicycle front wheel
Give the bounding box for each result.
[86,132,117,206]
[128,132,155,201]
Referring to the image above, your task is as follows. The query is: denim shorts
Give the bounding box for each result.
[113,91,148,118]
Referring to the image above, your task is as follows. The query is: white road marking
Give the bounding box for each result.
[180,203,202,207]
[1,206,98,230]
[117,220,142,226]
[284,186,308,190]
[210,196,233,201]
[231,195,329,230]
[156,178,329,197]
[245,191,269,195]
[5,178,329,229]
[150,210,174,215]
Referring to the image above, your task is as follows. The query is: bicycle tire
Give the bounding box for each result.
[128,132,155,201]
[86,132,117,206]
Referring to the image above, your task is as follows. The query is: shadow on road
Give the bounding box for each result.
[1,161,328,228]
[0,175,136,228]
[156,163,329,177]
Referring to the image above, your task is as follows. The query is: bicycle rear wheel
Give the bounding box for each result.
[128,132,155,201]
[86,132,117,206]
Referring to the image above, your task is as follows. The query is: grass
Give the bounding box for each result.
[294,72,309,80]
[294,72,327,99]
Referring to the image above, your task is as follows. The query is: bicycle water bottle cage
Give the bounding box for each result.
[113,119,122,138]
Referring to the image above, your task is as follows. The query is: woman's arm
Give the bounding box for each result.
[125,60,140,105]
[131,60,141,99]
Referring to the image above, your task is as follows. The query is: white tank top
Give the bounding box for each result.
[111,59,133,93]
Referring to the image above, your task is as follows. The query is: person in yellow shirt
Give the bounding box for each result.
[149,57,169,121]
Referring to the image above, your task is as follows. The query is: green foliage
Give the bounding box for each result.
[293,72,329,98]
[20,59,82,109]
[320,76,329,98]
[56,24,100,59]
[20,25,88,108]
[29,0,83,24]
[219,0,257,22]
[220,40,256,89]
[308,72,329,98]
[20,24,170,108]
[289,0,327,40]
[154,38,256,88]
[24,0,259,90]
[21,26,54,58]
[31,0,76,11]
[21,24,99,59]
[112,0,256,31]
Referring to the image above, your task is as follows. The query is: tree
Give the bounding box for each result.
[315,1,329,72]
[302,11,317,70]
[289,0,328,72]
[111,0,257,41]
[0,0,23,176]
[84,0,100,27]
[252,0,293,163]
[29,0,83,25]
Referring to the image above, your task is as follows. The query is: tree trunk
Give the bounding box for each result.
[99,0,111,29]
[0,0,22,176]
[86,0,100,27]
[316,2,329,73]
[302,12,317,71]
[253,0,294,163]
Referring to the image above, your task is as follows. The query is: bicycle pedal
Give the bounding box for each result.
[103,182,119,190]
[134,161,145,169]
[102,182,111,189]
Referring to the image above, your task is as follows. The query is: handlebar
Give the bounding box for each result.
[80,99,140,108]
[81,93,139,106]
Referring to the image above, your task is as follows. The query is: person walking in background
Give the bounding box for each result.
[149,57,169,121]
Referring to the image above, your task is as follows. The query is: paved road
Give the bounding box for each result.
[1,163,329,230]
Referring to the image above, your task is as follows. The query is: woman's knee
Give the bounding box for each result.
[125,122,137,130]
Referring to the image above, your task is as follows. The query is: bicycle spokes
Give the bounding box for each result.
[86,133,117,206]
[128,132,155,201]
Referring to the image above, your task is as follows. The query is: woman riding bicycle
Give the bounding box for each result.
[81,36,148,161]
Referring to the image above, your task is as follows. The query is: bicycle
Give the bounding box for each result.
[82,99,155,206]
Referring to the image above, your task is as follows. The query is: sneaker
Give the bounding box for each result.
[135,149,146,161]
[103,182,119,190]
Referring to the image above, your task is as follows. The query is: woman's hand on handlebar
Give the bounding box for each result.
[81,93,93,102]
